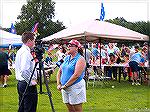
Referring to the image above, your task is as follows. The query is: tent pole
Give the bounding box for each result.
[99,38,106,86]
[99,39,101,69]
[83,34,88,89]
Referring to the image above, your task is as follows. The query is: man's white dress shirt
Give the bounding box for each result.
[15,44,37,86]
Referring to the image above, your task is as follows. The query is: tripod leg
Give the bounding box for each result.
[38,63,43,93]
[41,62,55,112]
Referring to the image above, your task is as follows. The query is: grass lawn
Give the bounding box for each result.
[0,69,150,112]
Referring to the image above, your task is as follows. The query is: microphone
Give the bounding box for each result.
[56,59,64,67]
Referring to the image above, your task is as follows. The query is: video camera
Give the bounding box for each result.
[34,38,64,68]
[34,39,45,60]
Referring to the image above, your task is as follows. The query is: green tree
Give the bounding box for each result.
[15,0,65,39]
[105,17,150,37]
[130,21,150,37]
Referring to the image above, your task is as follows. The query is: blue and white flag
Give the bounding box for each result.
[10,23,16,34]
[100,3,105,21]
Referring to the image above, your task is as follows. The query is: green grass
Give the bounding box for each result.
[0,69,150,112]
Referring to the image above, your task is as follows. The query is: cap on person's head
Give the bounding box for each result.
[68,39,81,48]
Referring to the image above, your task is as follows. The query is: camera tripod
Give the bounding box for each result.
[19,57,55,112]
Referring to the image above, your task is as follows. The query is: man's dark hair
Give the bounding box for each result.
[83,44,88,49]
[134,45,139,49]
[22,32,35,44]
[125,54,129,57]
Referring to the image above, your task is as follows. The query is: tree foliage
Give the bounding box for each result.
[15,0,65,39]
[105,17,150,37]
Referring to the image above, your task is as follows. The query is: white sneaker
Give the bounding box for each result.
[3,84,7,88]
[132,82,135,85]
[136,82,141,86]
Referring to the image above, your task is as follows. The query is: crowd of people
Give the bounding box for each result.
[0,31,149,112]
[59,42,148,86]
[88,42,149,85]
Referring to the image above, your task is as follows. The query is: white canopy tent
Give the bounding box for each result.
[43,19,149,43]
[0,29,22,47]
[43,19,149,86]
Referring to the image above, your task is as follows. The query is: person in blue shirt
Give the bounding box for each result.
[91,44,99,76]
[129,45,142,85]
[45,52,53,65]
[91,43,99,59]
[57,39,86,112]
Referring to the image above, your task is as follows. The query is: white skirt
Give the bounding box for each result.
[61,79,86,105]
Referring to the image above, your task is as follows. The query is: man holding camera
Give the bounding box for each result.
[15,32,38,112]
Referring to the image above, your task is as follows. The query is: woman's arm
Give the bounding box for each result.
[56,67,62,91]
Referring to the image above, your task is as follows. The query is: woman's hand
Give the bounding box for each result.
[57,84,62,91]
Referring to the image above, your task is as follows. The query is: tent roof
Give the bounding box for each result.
[0,29,22,46]
[43,19,149,44]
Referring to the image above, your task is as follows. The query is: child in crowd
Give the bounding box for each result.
[107,53,117,80]
[122,54,130,80]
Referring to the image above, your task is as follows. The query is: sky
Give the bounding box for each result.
[0,0,149,28]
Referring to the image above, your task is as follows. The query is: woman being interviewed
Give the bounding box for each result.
[57,39,86,112]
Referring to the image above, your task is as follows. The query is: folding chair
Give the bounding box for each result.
[87,65,110,88]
